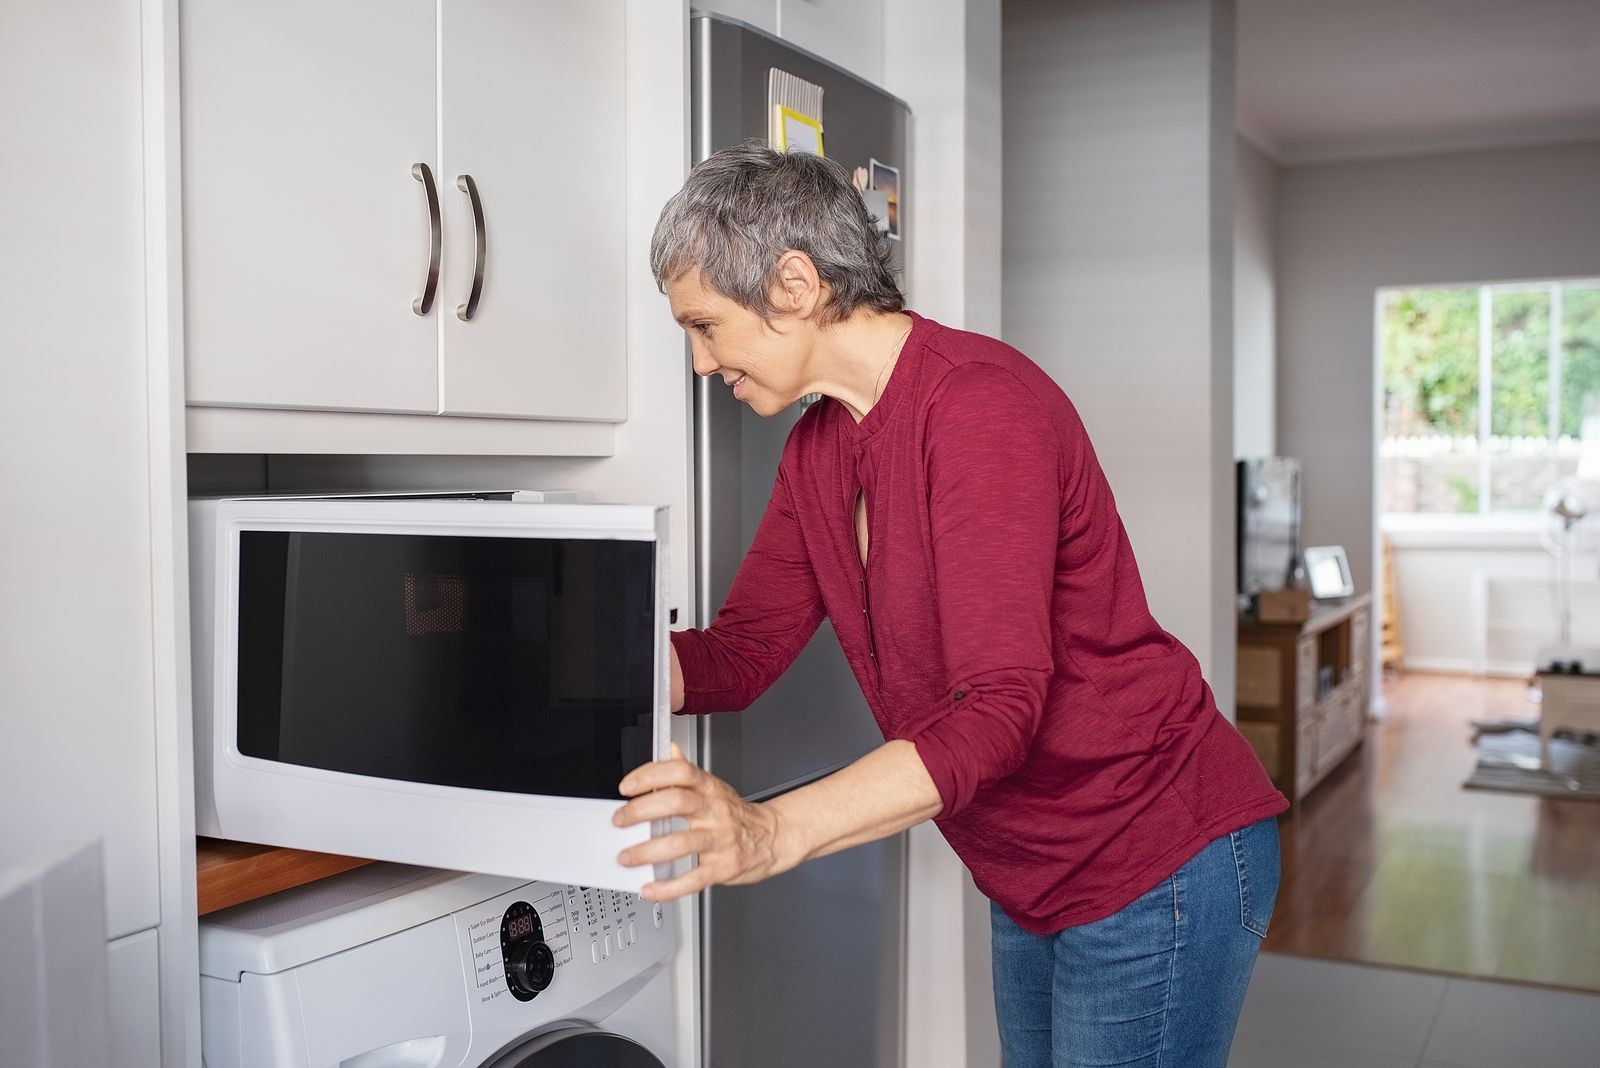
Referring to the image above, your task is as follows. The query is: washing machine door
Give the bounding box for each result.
[486,1027,667,1068]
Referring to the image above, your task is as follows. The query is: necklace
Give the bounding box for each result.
[872,323,914,406]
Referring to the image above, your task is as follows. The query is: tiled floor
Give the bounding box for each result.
[1229,952,1600,1068]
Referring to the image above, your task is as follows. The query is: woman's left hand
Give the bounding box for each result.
[614,743,798,902]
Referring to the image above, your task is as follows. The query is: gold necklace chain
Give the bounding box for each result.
[872,323,914,405]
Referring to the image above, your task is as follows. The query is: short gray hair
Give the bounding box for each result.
[650,140,903,324]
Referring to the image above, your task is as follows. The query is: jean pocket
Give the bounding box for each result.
[1229,818,1281,938]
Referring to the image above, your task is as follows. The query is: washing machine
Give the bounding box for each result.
[199,863,679,1067]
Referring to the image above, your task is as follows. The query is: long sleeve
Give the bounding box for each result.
[670,468,826,713]
[904,364,1061,818]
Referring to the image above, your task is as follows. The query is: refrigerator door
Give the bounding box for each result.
[691,11,913,802]
[703,830,906,1067]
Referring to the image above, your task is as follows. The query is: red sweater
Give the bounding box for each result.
[671,312,1287,933]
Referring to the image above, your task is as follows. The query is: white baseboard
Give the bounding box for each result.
[1402,655,1532,679]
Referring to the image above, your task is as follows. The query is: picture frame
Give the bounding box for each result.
[1303,545,1354,600]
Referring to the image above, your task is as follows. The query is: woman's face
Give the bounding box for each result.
[666,268,815,417]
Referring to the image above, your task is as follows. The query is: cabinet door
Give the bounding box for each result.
[183,0,440,413]
[438,0,628,421]
[2,0,159,941]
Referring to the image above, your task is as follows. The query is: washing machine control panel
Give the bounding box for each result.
[500,900,555,1001]
[458,879,676,1029]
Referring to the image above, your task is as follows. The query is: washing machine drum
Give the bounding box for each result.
[486,1027,667,1068]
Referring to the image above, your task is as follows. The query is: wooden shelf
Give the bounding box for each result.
[1237,592,1372,805]
[197,838,374,915]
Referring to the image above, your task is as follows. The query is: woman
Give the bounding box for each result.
[614,141,1288,1068]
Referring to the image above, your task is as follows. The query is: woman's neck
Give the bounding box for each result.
[811,310,915,423]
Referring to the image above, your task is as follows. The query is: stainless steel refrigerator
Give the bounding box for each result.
[689,12,913,1068]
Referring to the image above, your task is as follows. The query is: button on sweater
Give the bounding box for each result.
[671,312,1288,933]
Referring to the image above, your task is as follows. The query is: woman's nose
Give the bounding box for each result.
[690,345,718,378]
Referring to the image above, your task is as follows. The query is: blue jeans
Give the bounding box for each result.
[990,817,1280,1068]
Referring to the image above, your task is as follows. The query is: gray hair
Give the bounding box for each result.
[650,140,903,324]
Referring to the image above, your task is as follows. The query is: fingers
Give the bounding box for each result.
[613,786,704,828]
[618,753,701,797]
[640,866,714,903]
[618,828,712,868]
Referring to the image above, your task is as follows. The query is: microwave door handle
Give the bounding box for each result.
[455,173,485,321]
[410,163,442,316]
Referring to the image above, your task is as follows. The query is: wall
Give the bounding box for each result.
[1235,134,1277,458]
[695,0,885,83]
[1276,139,1600,609]
[1384,522,1600,674]
[1003,0,1238,713]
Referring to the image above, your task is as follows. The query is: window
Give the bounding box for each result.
[1380,280,1600,515]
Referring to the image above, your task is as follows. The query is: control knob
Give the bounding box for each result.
[505,940,556,998]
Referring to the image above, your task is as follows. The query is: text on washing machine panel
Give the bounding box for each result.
[453,879,677,1030]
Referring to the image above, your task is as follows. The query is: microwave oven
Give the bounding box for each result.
[188,495,672,892]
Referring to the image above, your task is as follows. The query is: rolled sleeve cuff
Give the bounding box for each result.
[669,628,745,714]
[907,669,1051,819]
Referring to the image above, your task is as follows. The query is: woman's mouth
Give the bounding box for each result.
[731,374,748,399]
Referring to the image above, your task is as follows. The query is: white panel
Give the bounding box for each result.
[0,844,113,1068]
[0,0,161,941]
[186,404,616,456]
[779,0,885,82]
[699,0,778,34]
[439,0,628,420]
[295,918,471,1066]
[107,929,161,1068]
[182,0,439,413]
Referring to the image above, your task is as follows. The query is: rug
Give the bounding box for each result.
[1463,727,1600,801]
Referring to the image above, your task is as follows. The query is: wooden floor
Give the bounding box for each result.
[1265,672,1600,992]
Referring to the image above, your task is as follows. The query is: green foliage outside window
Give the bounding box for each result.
[1382,288,1479,438]
[1381,281,1600,515]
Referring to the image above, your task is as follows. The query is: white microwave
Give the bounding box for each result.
[188,494,672,892]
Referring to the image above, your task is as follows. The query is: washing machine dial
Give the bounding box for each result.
[500,900,554,1002]
[506,939,556,998]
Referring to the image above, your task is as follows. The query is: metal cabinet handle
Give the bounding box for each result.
[456,174,485,321]
[410,163,442,316]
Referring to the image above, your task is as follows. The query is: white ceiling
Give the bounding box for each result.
[1237,0,1600,164]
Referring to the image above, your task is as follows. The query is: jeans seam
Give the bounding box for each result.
[1154,874,1180,1068]
[1232,826,1270,938]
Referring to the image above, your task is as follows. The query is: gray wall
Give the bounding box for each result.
[1003,0,1237,713]
[1277,139,1600,596]
[1235,134,1277,458]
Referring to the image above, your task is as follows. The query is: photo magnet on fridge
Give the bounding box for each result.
[869,159,900,240]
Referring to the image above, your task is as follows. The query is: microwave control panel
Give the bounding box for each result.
[456,879,675,1027]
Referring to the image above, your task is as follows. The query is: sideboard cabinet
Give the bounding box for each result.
[1236,593,1372,804]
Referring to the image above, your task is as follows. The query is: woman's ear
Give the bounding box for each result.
[772,250,824,319]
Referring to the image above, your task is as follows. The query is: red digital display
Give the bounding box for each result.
[506,913,536,942]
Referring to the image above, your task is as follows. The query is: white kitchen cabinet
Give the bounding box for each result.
[108,929,162,1068]
[182,0,440,414]
[1,0,161,945]
[438,0,626,420]
[182,0,628,426]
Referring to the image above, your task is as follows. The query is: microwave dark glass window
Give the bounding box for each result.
[236,531,657,800]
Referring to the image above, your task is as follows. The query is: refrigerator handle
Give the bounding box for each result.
[455,173,486,321]
[409,163,442,316]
